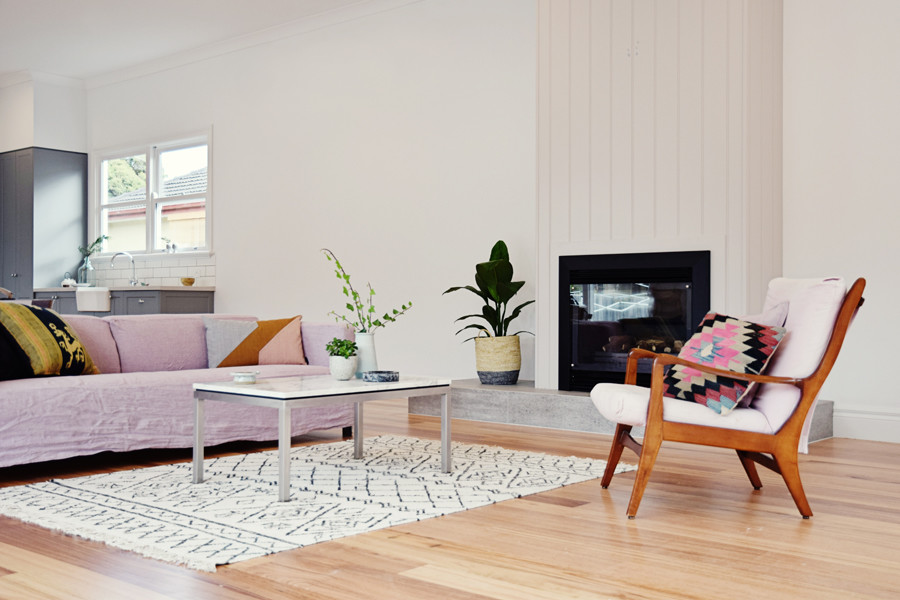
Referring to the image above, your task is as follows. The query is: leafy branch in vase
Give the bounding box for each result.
[322,248,412,333]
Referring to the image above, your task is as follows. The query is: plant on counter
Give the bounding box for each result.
[443,240,534,341]
[78,235,109,258]
[325,337,358,358]
[322,248,412,333]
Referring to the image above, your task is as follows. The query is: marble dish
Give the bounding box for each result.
[362,371,399,383]
[230,371,260,384]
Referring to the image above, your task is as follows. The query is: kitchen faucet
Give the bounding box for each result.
[110,251,139,286]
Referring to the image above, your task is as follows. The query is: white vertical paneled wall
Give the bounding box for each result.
[535,0,783,388]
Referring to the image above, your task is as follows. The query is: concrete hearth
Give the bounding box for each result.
[408,379,835,443]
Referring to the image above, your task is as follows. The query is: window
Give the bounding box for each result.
[95,134,210,254]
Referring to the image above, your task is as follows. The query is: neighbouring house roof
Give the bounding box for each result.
[109,167,207,205]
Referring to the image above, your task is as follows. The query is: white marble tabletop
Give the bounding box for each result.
[193,375,451,399]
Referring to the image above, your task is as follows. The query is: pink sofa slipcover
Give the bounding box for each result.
[0,313,354,468]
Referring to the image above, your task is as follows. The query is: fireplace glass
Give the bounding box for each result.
[569,281,691,384]
[559,251,710,391]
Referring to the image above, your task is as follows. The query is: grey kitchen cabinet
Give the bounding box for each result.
[119,292,160,315]
[33,289,214,316]
[0,148,86,299]
[0,151,33,299]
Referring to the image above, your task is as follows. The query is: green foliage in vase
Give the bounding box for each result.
[325,337,358,358]
[322,249,412,333]
[443,240,535,341]
[78,235,109,258]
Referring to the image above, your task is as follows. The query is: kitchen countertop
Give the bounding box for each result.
[35,286,215,292]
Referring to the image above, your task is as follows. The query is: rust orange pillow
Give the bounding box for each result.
[217,316,306,368]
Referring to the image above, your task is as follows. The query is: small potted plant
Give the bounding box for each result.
[443,240,534,385]
[326,337,359,381]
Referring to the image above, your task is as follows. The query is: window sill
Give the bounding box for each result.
[95,250,213,262]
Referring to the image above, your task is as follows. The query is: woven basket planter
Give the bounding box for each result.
[474,335,521,385]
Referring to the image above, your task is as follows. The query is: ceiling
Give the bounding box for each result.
[0,0,367,83]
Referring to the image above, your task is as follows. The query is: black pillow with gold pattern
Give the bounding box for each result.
[0,302,99,381]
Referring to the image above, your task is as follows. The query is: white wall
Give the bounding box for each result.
[784,0,900,442]
[32,77,86,153]
[0,79,34,152]
[0,74,86,153]
[536,0,784,388]
[86,0,537,381]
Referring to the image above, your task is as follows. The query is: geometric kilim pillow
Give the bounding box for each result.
[0,302,99,380]
[662,312,787,415]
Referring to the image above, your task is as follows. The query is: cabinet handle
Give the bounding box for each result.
[138,299,145,304]
[10,273,17,277]
[52,295,59,300]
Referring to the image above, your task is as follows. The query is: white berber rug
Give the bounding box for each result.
[0,435,633,571]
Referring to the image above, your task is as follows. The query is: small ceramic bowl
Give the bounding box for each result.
[231,371,260,384]
[362,371,399,383]
[181,277,196,286]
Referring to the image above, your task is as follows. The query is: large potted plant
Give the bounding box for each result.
[444,240,534,385]
[322,249,412,378]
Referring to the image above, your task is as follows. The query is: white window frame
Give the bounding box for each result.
[89,129,213,257]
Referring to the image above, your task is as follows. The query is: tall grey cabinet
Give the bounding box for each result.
[0,148,87,299]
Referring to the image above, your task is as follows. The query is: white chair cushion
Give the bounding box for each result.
[590,383,774,434]
[752,277,846,453]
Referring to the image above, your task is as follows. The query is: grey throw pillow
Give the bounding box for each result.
[203,317,258,368]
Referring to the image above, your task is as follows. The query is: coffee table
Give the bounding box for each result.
[192,375,452,501]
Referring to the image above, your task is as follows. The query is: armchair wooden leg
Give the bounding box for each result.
[775,453,813,518]
[736,450,763,490]
[601,424,632,488]
[626,429,662,519]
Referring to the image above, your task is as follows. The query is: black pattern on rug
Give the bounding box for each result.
[0,436,633,571]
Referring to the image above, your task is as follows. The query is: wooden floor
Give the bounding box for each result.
[1,399,899,599]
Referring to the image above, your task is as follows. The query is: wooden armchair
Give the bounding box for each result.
[591,277,866,518]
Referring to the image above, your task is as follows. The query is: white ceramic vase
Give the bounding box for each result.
[329,355,358,381]
[354,332,378,378]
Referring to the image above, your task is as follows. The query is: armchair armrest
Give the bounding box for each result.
[627,349,804,423]
[624,348,660,384]
[625,348,800,387]
[649,353,802,387]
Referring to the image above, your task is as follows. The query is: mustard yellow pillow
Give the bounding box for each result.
[0,303,99,380]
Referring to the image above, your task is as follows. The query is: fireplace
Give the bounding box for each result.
[558,251,710,391]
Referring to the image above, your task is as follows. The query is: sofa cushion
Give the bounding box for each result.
[61,314,121,374]
[0,303,98,380]
[662,313,786,415]
[301,323,354,367]
[107,314,212,372]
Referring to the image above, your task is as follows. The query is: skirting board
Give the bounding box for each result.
[408,379,835,443]
[834,408,900,444]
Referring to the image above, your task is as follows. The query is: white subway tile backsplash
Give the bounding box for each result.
[92,254,216,288]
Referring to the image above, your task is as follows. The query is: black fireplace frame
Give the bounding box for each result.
[558,250,711,391]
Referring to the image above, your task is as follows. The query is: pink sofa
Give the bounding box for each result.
[0,314,354,468]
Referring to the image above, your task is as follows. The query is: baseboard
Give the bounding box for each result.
[833,408,900,444]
